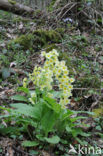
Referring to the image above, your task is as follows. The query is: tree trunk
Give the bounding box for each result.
[0,0,34,17]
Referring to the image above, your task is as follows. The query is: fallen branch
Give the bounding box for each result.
[0,0,34,17]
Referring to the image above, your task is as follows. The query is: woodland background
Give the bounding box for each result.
[0,0,103,155]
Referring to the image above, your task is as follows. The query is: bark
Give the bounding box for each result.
[0,0,34,17]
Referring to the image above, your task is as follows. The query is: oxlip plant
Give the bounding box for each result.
[0,49,91,147]
[27,49,74,109]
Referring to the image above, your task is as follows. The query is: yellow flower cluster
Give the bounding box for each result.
[23,49,74,108]
[23,78,27,88]
[29,92,36,105]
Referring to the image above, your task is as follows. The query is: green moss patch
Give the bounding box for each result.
[8,29,63,51]
[8,0,16,5]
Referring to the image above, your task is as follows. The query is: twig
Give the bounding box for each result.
[60,3,77,19]
[12,145,35,156]
[56,2,74,18]
[73,88,100,91]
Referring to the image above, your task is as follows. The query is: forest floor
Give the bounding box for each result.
[0,10,103,156]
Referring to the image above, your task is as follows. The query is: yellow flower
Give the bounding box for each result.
[61,61,65,66]
[45,60,49,65]
[40,85,45,91]
[68,85,73,90]
[63,94,69,99]
[63,90,69,96]
[47,93,53,98]
[69,78,75,83]
[68,92,72,97]
[57,69,62,75]
[64,82,69,86]
[55,60,59,66]
[59,99,65,105]
[62,66,67,71]
[34,66,38,71]
[23,78,27,88]
[52,49,59,56]
[37,71,40,75]
[45,73,49,77]
[44,65,49,69]
[64,98,70,104]
[49,58,54,64]
[62,105,66,109]
[46,53,51,59]
[31,92,36,98]
[55,74,59,79]
[23,82,26,88]
[62,75,67,79]
[60,78,65,83]
[23,77,27,82]
[41,51,46,56]
[59,84,63,89]
[64,70,69,75]
[63,86,67,91]
[29,98,35,104]
[38,67,42,70]
[33,80,36,85]
[23,49,74,109]
[47,85,52,90]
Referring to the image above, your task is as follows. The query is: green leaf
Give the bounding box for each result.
[0,126,19,135]
[41,110,58,134]
[10,103,42,119]
[96,132,103,138]
[11,95,28,102]
[100,56,103,61]
[29,150,39,155]
[60,139,68,144]
[61,109,73,121]
[43,97,61,113]
[80,132,91,137]
[70,116,87,122]
[22,141,39,147]
[0,115,12,118]
[70,128,90,137]
[73,110,94,115]
[17,87,29,94]
[2,68,10,79]
[76,137,85,145]
[66,125,72,133]
[45,136,60,144]
[0,106,11,112]
[36,134,45,141]
[52,91,62,98]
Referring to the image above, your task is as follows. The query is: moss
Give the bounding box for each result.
[9,29,63,51]
[14,34,34,49]
[8,0,16,5]
[56,28,65,35]
[93,107,103,117]
[33,29,62,43]
[45,44,58,52]
[8,34,34,50]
